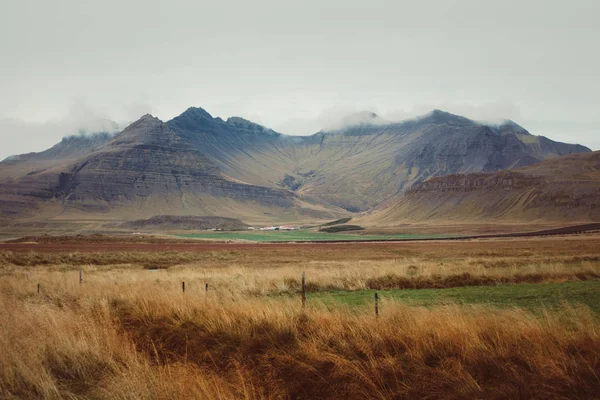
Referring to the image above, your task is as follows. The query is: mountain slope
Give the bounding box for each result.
[301,111,591,211]
[0,114,346,222]
[163,108,590,212]
[367,151,600,224]
[165,107,300,188]
[0,108,591,222]
[3,132,114,163]
[0,132,114,182]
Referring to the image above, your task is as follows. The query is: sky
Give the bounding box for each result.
[0,0,598,159]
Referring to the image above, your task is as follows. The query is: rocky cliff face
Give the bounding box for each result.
[408,172,545,193]
[0,114,343,221]
[271,110,590,211]
[370,151,600,224]
[62,115,305,213]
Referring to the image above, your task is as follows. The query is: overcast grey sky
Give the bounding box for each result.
[0,0,598,159]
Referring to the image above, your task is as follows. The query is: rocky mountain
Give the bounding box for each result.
[367,151,600,224]
[0,114,346,222]
[164,108,588,212]
[0,107,591,223]
[2,132,114,163]
[0,132,114,181]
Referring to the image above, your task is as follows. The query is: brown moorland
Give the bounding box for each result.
[1,235,599,399]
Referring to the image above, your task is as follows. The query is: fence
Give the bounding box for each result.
[36,270,381,316]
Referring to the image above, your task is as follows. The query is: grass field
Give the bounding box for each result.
[1,235,600,399]
[310,280,600,312]
[178,230,450,242]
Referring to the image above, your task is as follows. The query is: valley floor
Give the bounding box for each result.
[1,235,599,399]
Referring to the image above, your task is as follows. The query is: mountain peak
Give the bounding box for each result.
[226,117,280,135]
[419,109,474,126]
[128,113,163,128]
[139,113,160,122]
[227,116,262,128]
[490,119,530,135]
[179,107,213,120]
[106,113,171,148]
[226,116,260,127]
[166,107,217,132]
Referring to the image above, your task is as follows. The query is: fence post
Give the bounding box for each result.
[182,281,185,294]
[205,283,208,300]
[375,292,379,318]
[37,283,40,295]
[79,268,83,285]
[301,271,306,308]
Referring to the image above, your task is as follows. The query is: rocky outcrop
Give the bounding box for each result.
[117,215,249,231]
[408,172,545,193]
[370,151,600,224]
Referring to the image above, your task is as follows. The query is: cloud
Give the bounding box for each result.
[273,105,384,135]
[0,104,123,160]
[320,111,389,132]
[273,102,524,135]
[62,103,121,134]
[384,102,524,125]
[269,101,598,150]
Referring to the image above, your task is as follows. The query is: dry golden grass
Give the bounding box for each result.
[1,236,600,399]
[2,246,599,295]
[1,287,599,399]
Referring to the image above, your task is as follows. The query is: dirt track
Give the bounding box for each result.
[0,240,472,253]
[0,242,336,253]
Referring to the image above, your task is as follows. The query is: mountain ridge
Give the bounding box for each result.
[0,107,592,223]
[367,151,600,225]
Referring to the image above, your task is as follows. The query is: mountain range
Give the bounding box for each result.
[0,107,592,225]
